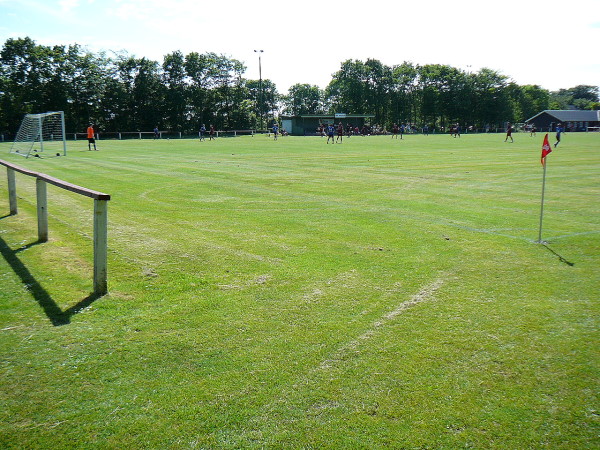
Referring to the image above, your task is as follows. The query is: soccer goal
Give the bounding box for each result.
[9,111,67,158]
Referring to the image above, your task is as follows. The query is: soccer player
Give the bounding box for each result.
[199,124,206,141]
[392,123,399,139]
[336,122,344,143]
[87,124,97,151]
[554,123,563,147]
[504,123,513,143]
[153,126,159,140]
[326,123,335,144]
[209,124,215,140]
[272,122,279,140]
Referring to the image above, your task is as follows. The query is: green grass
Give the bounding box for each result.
[0,132,598,448]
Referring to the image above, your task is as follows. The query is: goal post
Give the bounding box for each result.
[9,111,67,158]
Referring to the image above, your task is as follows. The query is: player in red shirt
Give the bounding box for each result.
[336,122,344,143]
[504,123,513,143]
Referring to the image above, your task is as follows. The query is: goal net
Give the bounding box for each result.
[9,111,67,158]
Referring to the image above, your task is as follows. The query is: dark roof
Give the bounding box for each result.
[526,110,600,122]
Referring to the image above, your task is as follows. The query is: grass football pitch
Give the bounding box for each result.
[0,132,598,448]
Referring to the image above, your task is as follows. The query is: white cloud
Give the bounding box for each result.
[58,0,80,14]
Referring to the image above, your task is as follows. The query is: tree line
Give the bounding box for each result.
[1,37,598,136]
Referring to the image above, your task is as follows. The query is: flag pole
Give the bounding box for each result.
[537,133,552,244]
[537,159,548,243]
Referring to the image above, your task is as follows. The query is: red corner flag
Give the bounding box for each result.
[541,133,552,165]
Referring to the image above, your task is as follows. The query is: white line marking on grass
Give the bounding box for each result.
[541,230,600,242]
[318,277,446,370]
[253,276,448,425]
[444,222,533,241]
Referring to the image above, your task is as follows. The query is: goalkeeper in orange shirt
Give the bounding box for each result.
[87,124,97,151]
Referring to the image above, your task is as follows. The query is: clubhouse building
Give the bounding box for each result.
[525,110,600,132]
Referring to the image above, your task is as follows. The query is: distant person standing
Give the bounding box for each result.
[530,124,537,137]
[504,123,513,143]
[87,123,97,151]
[554,123,563,147]
[326,123,335,144]
[199,124,206,141]
[272,122,279,140]
[336,122,344,143]
[346,123,353,137]
[209,124,215,140]
[392,123,399,139]
[153,126,160,140]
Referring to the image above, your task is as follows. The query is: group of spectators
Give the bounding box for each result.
[315,123,430,137]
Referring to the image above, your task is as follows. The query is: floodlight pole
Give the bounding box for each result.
[254,50,264,132]
[536,160,548,243]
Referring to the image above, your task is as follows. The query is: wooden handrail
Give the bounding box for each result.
[1,158,110,295]
[0,159,110,200]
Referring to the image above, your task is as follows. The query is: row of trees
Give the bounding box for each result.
[1,37,598,136]
[0,37,278,135]
[290,61,598,128]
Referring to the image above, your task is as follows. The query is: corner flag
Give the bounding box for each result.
[541,133,552,166]
[537,133,552,242]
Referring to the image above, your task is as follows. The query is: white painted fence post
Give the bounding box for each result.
[7,168,17,215]
[36,178,48,242]
[93,199,108,295]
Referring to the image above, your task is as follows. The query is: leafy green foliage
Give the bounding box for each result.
[550,85,600,110]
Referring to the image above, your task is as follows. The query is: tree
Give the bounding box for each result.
[470,68,511,128]
[66,48,110,133]
[185,52,213,128]
[515,84,550,121]
[565,85,599,102]
[550,85,599,110]
[1,37,51,132]
[162,51,187,132]
[282,83,324,115]
[363,59,393,125]
[327,60,368,114]
[209,54,246,130]
[390,62,418,125]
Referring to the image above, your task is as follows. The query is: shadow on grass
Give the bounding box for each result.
[0,236,102,326]
[543,244,575,267]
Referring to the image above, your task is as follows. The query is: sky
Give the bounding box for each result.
[1,0,599,93]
